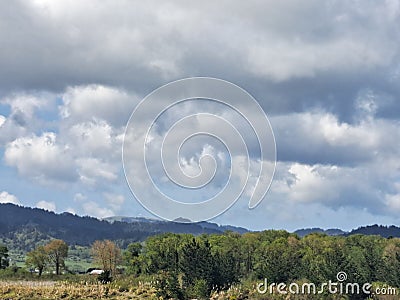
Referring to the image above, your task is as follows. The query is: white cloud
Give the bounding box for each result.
[73,193,86,202]
[273,163,340,203]
[0,115,5,127]
[0,1,400,229]
[0,191,20,205]
[103,193,125,212]
[77,157,117,185]
[2,87,126,188]
[271,110,400,165]
[385,194,400,212]
[384,182,400,213]
[0,93,55,145]
[65,207,76,214]
[82,201,114,219]
[36,200,56,212]
[4,132,77,184]
[67,119,114,156]
[60,85,138,126]
[268,157,400,219]
[1,94,50,119]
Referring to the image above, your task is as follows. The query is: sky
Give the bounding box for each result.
[0,0,400,231]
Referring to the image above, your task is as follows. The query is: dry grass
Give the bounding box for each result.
[0,280,157,300]
[1,280,397,300]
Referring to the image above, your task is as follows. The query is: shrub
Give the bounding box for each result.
[97,270,112,284]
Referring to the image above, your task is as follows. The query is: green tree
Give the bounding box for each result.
[179,238,213,291]
[0,245,8,269]
[212,250,239,287]
[379,238,400,287]
[241,232,261,276]
[255,236,302,282]
[123,242,143,275]
[44,239,68,275]
[26,245,48,276]
[143,233,190,274]
[155,270,184,300]
[343,246,369,284]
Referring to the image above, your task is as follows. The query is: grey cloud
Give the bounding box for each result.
[270,110,400,166]
[1,1,400,227]
[1,1,400,123]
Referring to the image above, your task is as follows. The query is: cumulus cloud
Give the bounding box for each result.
[77,157,118,186]
[0,115,5,127]
[384,182,400,213]
[82,201,114,219]
[1,1,400,229]
[2,87,127,187]
[271,110,400,165]
[60,85,138,127]
[4,132,77,184]
[0,1,399,119]
[67,119,118,158]
[1,93,50,120]
[0,93,56,145]
[0,191,20,205]
[385,194,400,212]
[36,200,56,212]
[73,193,86,202]
[104,193,125,212]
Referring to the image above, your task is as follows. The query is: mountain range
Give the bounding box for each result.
[1,203,399,252]
[0,203,247,251]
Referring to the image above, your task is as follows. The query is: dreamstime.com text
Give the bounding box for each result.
[257,272,397,296]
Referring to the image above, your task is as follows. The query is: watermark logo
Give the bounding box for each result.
[122,77,276,222]
[257,271,397,296]
[336,271,347,282]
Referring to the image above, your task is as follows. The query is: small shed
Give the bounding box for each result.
[89,269,104,275]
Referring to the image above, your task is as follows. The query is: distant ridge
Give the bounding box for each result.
[294,225,400,238]
[347,224,400,238]
[103,216,249,234]
[0,203,247,251]
[1,203,400,253]
[294,228,347,237]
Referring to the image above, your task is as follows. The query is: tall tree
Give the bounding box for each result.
[143,233,191,274]
[179,238,213,288]
[0,245,8,269]
[380,239,400,287]
[91,240,122,276]
[26,246,48,276]
[123,242,143,275]
[44,239,68,275]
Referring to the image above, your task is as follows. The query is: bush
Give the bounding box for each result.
[155,271,184,300]
[97,270,112,284]
[0,267,32,280]
[187,279,209,299]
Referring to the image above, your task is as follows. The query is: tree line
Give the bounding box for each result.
[2,230,400,299]
[25,239,68,276]
[124,231,400,298]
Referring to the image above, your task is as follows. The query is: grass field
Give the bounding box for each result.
[0,279,158,300]
[7,245,94,274]
[1,279,399,300]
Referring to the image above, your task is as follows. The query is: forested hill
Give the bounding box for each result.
[0,203,246,251]
[294,228,346,237]
[1,203,400,252]
[295,225,400,238]
[348,224,400,238]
